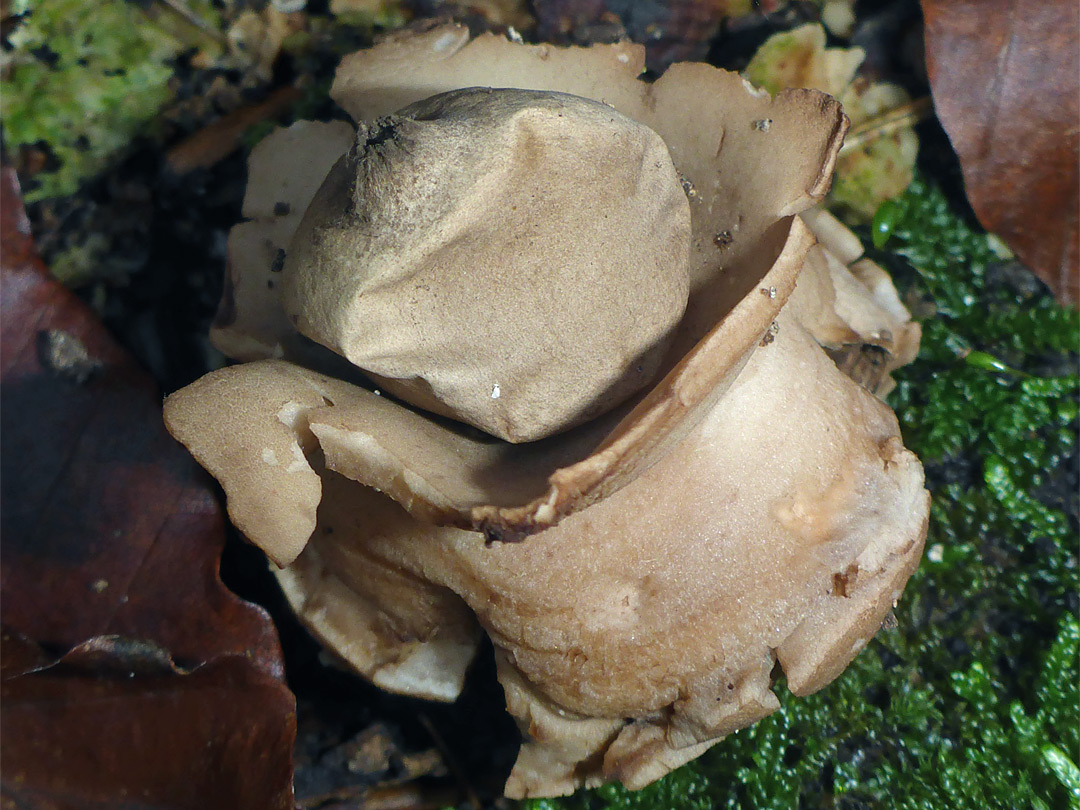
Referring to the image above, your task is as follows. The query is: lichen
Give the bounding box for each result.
[1,0,220,201]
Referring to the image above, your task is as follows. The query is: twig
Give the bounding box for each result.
[164,85,302,175]
[157,0,229,45]
[418,713,482,810]
[839,96,934,155]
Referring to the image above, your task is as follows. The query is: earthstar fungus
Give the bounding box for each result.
[164,26,929,797]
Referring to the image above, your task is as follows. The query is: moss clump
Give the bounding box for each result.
[2,0,219,201]
[520,177,1079,809]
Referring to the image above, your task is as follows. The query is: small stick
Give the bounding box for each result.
[839,96,933,155]
[164,85,302,175]
[157,0,229,45]
[418,713,482,810]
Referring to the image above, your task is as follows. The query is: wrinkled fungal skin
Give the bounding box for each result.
[278,308,928,795]
[282,88,692,444]
[163,26,929,799]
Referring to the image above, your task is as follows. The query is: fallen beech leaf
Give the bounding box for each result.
[1,634,295,810]
[922,0,1080,303]
[0,167,296,808]
[0,628,50,677]
[0,168,281,671]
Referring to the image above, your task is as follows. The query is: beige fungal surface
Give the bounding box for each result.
[211,120,355,364]
[796,206,922,395]
[164,25,929,798]
[283,88,692,443]
[279,306,928,794]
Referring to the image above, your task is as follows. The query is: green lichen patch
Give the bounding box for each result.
[2,0,220,201]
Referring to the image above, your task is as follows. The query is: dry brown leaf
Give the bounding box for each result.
[2,633,296,810]
[0,167,296,809]
[922,0,1079,303]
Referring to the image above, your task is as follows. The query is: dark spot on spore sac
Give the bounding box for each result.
[364,118,398,148]
[273,201,291,216]
[759,321,779,346]
[714,231,733,249]
[271,249,286,273]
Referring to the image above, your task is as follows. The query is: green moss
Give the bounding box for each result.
[524,768,719,810]
[521,177,1079,809]
[2,0,220,201]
